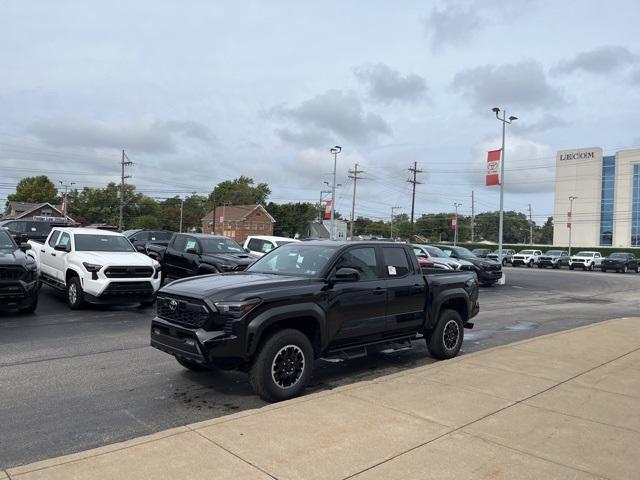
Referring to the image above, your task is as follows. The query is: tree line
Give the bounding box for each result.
[4,175,553,243]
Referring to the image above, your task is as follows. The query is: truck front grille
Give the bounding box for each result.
[103,281,154,294]
[157,295,211,328]
[0,266,24,281]
[104,266,154,278]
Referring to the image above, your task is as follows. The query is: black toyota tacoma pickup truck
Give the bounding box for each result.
[147,233,257,280]
[0,227,39,313]
[151,241,480,402]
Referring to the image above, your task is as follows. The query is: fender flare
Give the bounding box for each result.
[428,289,470,330]
[65,265,84,286]
[246,303,327,356]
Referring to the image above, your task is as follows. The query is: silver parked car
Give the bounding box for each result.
[486,249,515,265]
[413,244,461,270]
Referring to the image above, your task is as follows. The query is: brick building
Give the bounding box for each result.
[201,204,275,243]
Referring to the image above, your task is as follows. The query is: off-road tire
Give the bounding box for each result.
[635,265,639,273]
[176,357,211,372]
[528,260,534,268]
[588,264,594,271]
[18,295,38,314]
[622,265,628,273]
[427,309,464,360]
[569,265,574,270]
[249,329,314,402]
[67,276,85,309]
[602,267,607,273]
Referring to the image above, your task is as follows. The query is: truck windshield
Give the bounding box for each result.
[575,252,594,257]
[609,253,628,258]
[546,250,563,255]
[199,237,245,254]
[248,244,337,277]
[0,230,15,249]
[75,234,136,252]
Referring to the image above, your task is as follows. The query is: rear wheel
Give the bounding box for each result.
[635,265,639,273]
[427,309,464,360]
[569,265,574,270]
[67,276,85,309]
[249,329,314,402]
[176,357,211,372]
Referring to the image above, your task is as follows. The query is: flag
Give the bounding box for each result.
[567,211,571,229]
[486,149,501,186]
[451,214,457,231]
[324,200,332,220]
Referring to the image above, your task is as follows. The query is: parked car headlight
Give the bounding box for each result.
[214,299,261,319]
[83,262,102,280]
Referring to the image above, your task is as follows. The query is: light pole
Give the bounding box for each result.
[179,198,185,233]
[568,195,578,256]
[329,146,341,240]
[453,202,462,246]
[492,107,518,263]
[390,206,402,238]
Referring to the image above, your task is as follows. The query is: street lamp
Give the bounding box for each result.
[492,107,518,263]
[390,206,402,238]
[329,146,341,240]
[453,202,462,246]
[568,195,578,256]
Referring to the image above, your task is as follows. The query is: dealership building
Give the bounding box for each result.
[554,147,640,248]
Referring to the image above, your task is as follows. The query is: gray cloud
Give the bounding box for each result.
[553,45,638,75]
[452,61,565,111]
[273,90,391,144]
[27,119,215,154]
[354,63,428,104]
[511,113,568,134]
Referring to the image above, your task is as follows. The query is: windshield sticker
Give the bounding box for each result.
[388,265,397,275]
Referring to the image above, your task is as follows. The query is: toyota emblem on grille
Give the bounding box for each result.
[168,299,178,311]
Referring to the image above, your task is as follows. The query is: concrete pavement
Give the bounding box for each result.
[4,317,639,479]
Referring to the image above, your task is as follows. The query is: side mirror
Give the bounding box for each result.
[244,247,251,253]
[136,245,146,252]
[54,244,70,252]
[331,267,360,282]
[20,243,32,252]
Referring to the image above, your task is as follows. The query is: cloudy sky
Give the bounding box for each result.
[2,0,640,223]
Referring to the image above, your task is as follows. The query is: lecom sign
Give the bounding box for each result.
[559,151,596,161]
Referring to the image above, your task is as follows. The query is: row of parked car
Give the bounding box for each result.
[471,248,640,273]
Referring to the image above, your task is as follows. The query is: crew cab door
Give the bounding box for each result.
[181,236,202,275]
[327,246,388,342]
[39,230,61,278]
[164,235,187,278]
[46,231,72,281]
[382,246,426,333]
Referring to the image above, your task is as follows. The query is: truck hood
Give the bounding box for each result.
[571,256,595,260]
[0,248,33,267]
[76,251,156,266]
[201,252,257,266]
[161,272,315,300]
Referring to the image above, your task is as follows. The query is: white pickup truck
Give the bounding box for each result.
[28,228,161,309]
[511,249,543,267]
[569,251,603,271]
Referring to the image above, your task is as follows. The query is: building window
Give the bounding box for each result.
[600,156,615,246]
[632,164,640,246]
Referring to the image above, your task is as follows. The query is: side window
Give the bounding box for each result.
[8,221,26,233]
[184,238,198,252]
[261,241,275,253]
[57,232,71,248]
[247,238,263,251]
[172,236,187,251]
[48,230,61,247]
[595,253,601,258]
[338,247,378,281]
[133,232,148,242]
[35,222,53,234]
[383,247,411,277]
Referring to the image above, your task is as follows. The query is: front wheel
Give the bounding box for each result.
[502,258,507,266]
[602,267,607,273]
[427,309,464,360]
[588,264,594,271]
[635,265,639,273]
[527,260,533,268]
[622,265,628,273]
[249,329,314,402]
[67,276,85,309]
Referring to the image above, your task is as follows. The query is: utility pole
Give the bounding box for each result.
[58,180,75,217]
[492,108,518,264]
[390,206,402,238]
[471,190,475,242]
[348,163,364,239]
[119,150,133,230]
[318,189,331,222]
[329,146,341,240]
[568,196,578,256]
[407,162,422,233]
[453,202,462,246]
[179,198,185,233]
[528,203,533,245]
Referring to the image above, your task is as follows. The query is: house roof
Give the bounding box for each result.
[4,201,76,223]
[201,204,275,223]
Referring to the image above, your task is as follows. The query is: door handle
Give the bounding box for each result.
[51,253,57,257]
[372,287,386,295]
[40,249,45,253]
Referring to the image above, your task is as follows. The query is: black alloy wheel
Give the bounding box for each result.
[427,309,464,360]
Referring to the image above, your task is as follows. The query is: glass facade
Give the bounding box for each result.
[632,164,640,246]
[599,156,615,246]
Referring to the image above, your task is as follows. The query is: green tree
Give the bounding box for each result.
[209,176,271,207]
[474,211,533,243]
[535,216,554,245]
[7,176,59,208]
[266,202,317,237]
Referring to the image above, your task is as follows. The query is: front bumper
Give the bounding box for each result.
[477,268,502,283]
[539,259,558,266]
[150,317,246,368]
[81,275,162,304]
[0,279,38,308]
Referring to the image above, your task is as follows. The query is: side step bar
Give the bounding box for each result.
[39,274,66,291]
[323,334,421,362]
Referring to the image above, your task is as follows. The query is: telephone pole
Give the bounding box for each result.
[471,190,475,242]
[119,150,133,230]
[348,163,364,238]
[453,202,462,246]
[58,180,75,217]
[528,203,533,245]
[407,162,422,231]
[329,146,341,240]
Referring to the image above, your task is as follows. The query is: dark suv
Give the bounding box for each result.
[602,253,639,273]
[433,244,502,286]
[0,219,70,244]
[123,229,173,253]
[0,228,39,313]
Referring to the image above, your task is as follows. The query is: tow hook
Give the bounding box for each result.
[464,322,474,329]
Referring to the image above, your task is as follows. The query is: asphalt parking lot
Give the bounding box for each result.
[2,267,640,469]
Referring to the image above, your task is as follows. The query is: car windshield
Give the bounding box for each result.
[440,246,475,259]
[520,250,536,255]
[75,234,136,252]
[575,251,594,257]
[473,249,489,253]
[248,244,337,277]
[199,237,245,254]
[122,230,140,237]
[546,250,563,255]
[424,246,448,258]
[0,230,16,249]
[609,253,628,259]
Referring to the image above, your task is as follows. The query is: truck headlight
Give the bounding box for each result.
[153,263,161,279]
[214,299,261,319]
[83,262,103,280]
